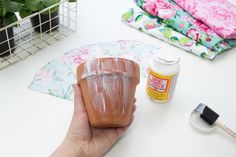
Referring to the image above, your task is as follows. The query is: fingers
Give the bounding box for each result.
[132,104,136,114]
[129,102,137,126]
[72,84,86,115]
[132,98,137,114]
[71,84,91,132]
[129,114,135,126]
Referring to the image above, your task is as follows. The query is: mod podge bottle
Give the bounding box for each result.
[146,50,180,102]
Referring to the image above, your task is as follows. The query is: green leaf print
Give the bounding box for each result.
[200,52,207,58]
[174,14,178,19]
[188,23,193,28]
[170,36,178,42]
[156,18,164,24]
[164,19,174,25]
[199,38,203,45]
[143,12,156,19]
[122,9,134,22]
[136,0,144,7]
[162,28,172,39]
[138,27,144,32]
[179,37,189,46]
[135,14,143,22]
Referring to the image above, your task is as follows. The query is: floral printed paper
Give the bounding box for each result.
[122,7,218,60]
[136,0,236,52]
[174,0,236,39]
[29,40,159,100]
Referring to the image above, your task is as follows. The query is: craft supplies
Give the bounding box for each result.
[136,0,236,52]
[174,0,236,39]
[122,1,236,60]
[121,7,218,60]
[146,50,180,102]
[190,103,236,139]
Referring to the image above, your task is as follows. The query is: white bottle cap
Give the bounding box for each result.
[153,49,180,65]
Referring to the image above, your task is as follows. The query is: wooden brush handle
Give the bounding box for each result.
[216,121,236,139]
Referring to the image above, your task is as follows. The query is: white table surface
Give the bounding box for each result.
[1,0,236,156]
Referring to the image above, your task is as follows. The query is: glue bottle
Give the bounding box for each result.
[146,49,180,102]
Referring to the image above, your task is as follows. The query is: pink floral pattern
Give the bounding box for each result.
[136,0,236,52]
[187,28,199,41]
[29,40,159,100]
[122,7,219,60]
[174,0,236,39]
[143,0,176,19]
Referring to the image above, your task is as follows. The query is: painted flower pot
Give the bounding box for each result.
[77,57,140,128]
[30,10,59,33]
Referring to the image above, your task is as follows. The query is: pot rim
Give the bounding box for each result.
[77,57,140,83]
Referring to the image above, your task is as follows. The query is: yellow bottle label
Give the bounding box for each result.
[146,68,177,102]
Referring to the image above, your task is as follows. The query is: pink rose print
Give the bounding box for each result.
[191,19,217,37]
[173,0,236,38]
[143,2,158,16]
[215,26,225,32]
[179,23,184,29]
[158,8,175,19]
[185,40,194,47]
[181,15,194,24]
[144,20,159,30]
[211,6,233,21]
[180,12,217,38]
[187,28,200,41]
[72,54,88,64]
[192,20,209,33]
[143,0,176,19]
[72,48,91,64]
[206,38,211,42]
[35,70,51,82]
[218,42,228,49]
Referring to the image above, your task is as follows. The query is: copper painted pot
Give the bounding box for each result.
[77,57,140,128]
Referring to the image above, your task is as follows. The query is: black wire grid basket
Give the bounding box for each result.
[0,0,78,70]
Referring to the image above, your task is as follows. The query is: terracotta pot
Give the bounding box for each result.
[77,57,140,128]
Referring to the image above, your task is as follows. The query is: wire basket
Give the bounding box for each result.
[0,0,78,70]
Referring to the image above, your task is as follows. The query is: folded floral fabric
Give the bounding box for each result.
[136,0,236,52]
[29,40,159,100]
[122,7,218,60]
[174,0,236,39]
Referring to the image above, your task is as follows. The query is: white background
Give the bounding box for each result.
[0,0,236,156]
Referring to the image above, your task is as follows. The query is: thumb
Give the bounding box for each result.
[63,84,91,153]
[72,84,86,116]
[70,84,89,128]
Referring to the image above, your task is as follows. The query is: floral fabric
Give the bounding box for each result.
[136,0,236,52]
[174,0,236,39]
[29,40,159,100]
[122,7,218,60]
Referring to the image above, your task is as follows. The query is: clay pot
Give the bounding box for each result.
[77,57,140,128]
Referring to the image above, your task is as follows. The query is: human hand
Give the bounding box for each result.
[50,84,136,157]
